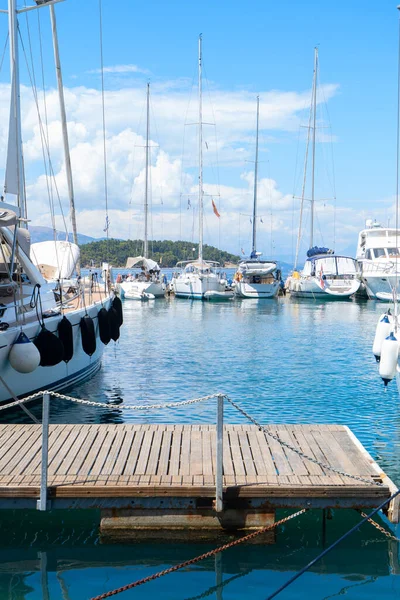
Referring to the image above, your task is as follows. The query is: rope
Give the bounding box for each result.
[266,488,400,600]
[89,509,307,600]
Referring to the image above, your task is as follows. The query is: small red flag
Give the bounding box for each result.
[212,199,220,218]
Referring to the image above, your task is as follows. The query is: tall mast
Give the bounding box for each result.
[198,34,203,263]
[310,47,318,248]
[50,4,80,273]
[252,96,259,256]
[6,0,27,223]
[144,82,150,259]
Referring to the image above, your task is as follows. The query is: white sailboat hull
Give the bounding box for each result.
[172,274,225,299]
[234,280,279,298]
[0,298,111,403]
[288,276,360,298]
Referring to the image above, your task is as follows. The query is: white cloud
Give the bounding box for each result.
[88,64,149,75]
[0,75,369,258]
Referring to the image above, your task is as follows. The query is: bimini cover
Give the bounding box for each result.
[30,240,80,281]
[306,246,334,258]
[0,209,17,228]
[125,256,159,271]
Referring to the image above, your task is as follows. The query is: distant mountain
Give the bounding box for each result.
[29,226,97,245]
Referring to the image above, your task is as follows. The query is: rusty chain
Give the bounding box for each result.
[89,509,307,600]
[360,511,400,542]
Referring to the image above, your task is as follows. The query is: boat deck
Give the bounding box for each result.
[0,423,397,523]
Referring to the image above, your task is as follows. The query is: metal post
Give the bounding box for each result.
[216,394,224,513]
[37,393,50,511]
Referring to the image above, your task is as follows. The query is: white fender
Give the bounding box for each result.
[373,313,393,361]
[379,331,399,386]
[9,331,41,373]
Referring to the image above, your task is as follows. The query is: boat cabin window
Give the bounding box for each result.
[365,249,372,260]
[373,248,387,258]
[387,248,400,257]
[336,257,357,274]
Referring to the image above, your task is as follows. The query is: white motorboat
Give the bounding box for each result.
[171,35,227,300]
[287,48,360,300]
[356,220,400,300]
[0,0,118,403]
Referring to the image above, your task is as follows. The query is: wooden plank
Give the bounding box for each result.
[76,427,110,478]
[157,430,172,476]
[146,429,163,476]
[238,431,256,477]
[228,430,246,477]
[49,426,84,475]
[123,429,144,475]
[168,427,182,476]
[134,428,154,475]
[102,427,128,476]
[264,428,293,476]
[180,427,191,476]
[90,428,118,476]
[56,426,94,476]
[202,429,213,476]
[190,429,203,476]
[113,429,136,475]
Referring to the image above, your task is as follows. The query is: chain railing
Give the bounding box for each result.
[0,390,395,512]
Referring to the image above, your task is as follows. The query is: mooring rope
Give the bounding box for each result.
[89,509,307,600]
[266,488,400,600]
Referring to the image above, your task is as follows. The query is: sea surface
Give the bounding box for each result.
[0,291,400,599]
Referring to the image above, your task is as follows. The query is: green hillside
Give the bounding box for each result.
[80,239,240,268]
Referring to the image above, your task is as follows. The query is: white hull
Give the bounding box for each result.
[204,290,234,301]
[0,297,111,403]
[118,280,165,299]
[173,274,225,299]
[288,276,359,299]
[234,281,279,298]
[361,272,400,300]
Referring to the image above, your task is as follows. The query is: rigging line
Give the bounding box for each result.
[294,56,315,269]
[0,33,9,74]
[179,63,198,241]
[266,488,400,600]
[18,30,69,238]
[98,0,110,243]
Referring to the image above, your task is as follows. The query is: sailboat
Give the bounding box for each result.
[0,0,119,403]
[287,48,360,300]
[171,35,229,301]
[117,83,166,301]
[233,97,280,299]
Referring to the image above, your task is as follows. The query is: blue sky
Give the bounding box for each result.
[1,0,400,259]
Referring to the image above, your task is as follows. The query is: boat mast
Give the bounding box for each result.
[144,82,150,259]
[310,46,318,249]
[50,4,80,273]
[6,0,27,224]
[252,96,259,256]
[198,34,203,263]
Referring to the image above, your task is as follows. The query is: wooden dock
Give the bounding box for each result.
[0,422,397,532]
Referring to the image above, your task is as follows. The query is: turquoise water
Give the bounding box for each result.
[0,295,400,599]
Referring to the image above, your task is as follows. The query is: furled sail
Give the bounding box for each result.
[5,75,18,196]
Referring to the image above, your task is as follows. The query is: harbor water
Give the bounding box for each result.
[0,295,399,599]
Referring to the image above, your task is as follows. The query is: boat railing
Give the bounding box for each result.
[359,260,400,275]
